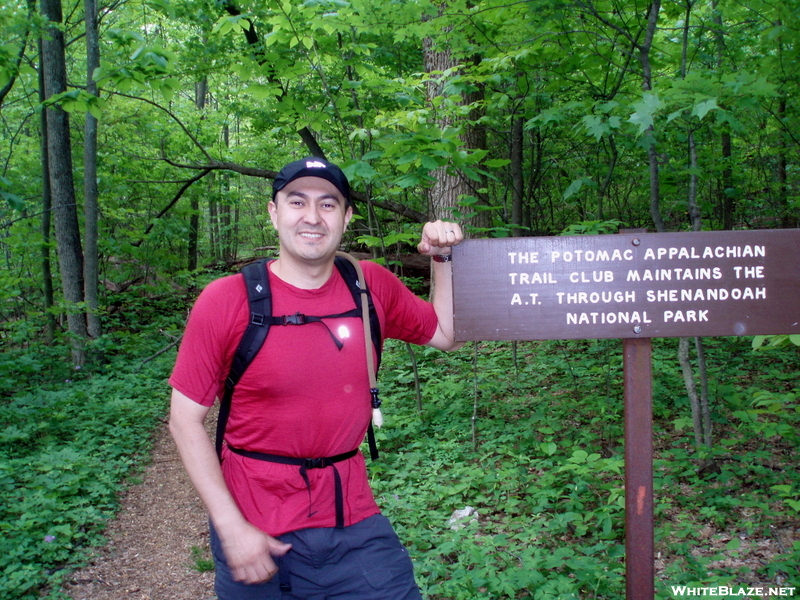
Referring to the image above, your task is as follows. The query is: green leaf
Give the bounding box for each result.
[461,166,482,182]
[672,417,692,431]
[88,103,102,120]
[484,159,511,168]
[1,190,25,211]
[396,153,418,166]
[692,98,718,120]
[420,155,440,170]
[247,84,278,100]
[786,500,800,512]
[540,442,557,456]
[344,161,378,180]
[568,449,589,463]
[581,115,608,142]
[563,178,583,200]
[212,15,235,35]
[628,93,663,135]
[394,174,420,188]
[160,83,173,103]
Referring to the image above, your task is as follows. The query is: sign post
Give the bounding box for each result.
[623,337,653,600]
[451,229,800,598]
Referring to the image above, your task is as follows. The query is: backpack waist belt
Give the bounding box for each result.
[227,446,358,529]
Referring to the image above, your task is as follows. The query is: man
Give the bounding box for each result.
[169,156,463,599]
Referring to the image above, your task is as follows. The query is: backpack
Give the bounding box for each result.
[214,252,383,463]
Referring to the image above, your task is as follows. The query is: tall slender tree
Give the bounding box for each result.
[83,0,101,338]
[41,0,87,365]
[37,37,56,345]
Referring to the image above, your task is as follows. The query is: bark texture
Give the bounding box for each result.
[41,0,88,364]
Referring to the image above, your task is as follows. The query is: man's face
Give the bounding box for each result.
[268,176,353,265]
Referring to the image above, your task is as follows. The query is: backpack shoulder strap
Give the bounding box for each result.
[333,255,382,367]
[215,259,273,460]
[334,253,383,460]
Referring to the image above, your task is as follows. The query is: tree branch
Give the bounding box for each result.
[132,168,213,246]
[220,0,325,158]
[110,91,214,162]
[159,157,428,222]
[0,0,34,106]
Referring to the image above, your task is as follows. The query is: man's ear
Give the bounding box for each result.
[344,205,353,230]
[267,199,278,229]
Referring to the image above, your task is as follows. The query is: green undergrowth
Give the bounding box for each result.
[0,291,185,600]
[1,293,797,599]
[369,337,800,599]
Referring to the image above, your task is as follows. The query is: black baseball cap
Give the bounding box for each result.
[272,157,351,206]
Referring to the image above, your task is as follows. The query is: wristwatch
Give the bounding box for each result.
[432,254,452,263]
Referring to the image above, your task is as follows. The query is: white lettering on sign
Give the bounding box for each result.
[556,291,636,304]
[627,267,723,282]
[642,245,765,260]
[508,252,540,264]
[663,310,709,323]
[550,249,634,262]
[566,311,652,325]
[508,272,558,284]
[486,231,789,337]
[733,265,765,279]
[569,271,614,283]
[646,287,767,302]
[510,293,541,306]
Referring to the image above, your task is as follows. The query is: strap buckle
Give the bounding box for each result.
[250,312,265,326]
[282,312,306,325]
[303,457,326,469]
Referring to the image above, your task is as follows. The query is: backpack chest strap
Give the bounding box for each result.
[262,308,361,349]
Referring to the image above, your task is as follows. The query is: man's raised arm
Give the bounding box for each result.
[417,220,465,352]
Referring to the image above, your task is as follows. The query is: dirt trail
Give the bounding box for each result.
[63,421,216,600]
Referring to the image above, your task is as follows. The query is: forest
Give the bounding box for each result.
[0,0,798,598]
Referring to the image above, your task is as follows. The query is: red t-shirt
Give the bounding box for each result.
[169,260,437,536]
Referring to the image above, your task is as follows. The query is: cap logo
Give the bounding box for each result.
[306,160,327,169]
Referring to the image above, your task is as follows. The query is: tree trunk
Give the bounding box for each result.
[38,37,56,345]
[528,128,544,233]
[640,0,665,233]
[679,337,703,448]
[598,135,619,221]
[422,29,488,228]
[423,35,462,221]
[41,0,88,365]
[188,79,207,270]
[219,123,237,264]
[777,97,795,228]
[510,116,524,237]
[208,177,219,261]
[712,0,734,230]
[680,1,712,452]
[83,0,101,338]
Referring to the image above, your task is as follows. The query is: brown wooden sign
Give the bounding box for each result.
[452,229,800,341]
